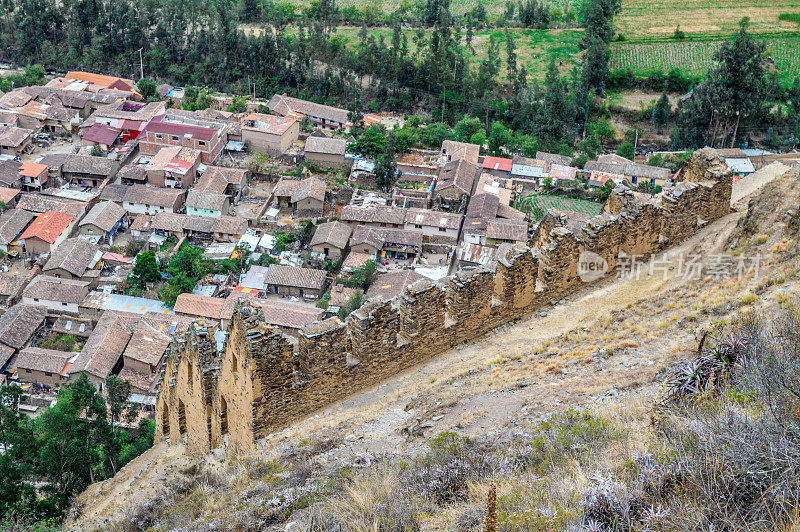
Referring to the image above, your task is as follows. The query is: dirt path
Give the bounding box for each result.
[731,162,791,205]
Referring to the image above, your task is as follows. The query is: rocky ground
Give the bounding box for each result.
[67,165,800,531]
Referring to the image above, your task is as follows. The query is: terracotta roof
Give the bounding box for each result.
[93,101,164,121]
[441,140,480,165]
[143,113,223,142]
[43,238,101,277]
[548,164,578,180]
[186,190,227,211]
[366,270,426,301]
[242,113,297,135]
[0,303,47,349]
[122,319,171,366]
[536,152,573,167]
[0,273,26,298]
[212,215,247,236]
[256,299,323,331]
[466,193,500,218]
[350,225,387,250]
[0,159,21,186]
[79,201,125,233]
[274,177,302,197]
[264,264,327,290]
[64,71,134,90]
[291,177,326,203]
[496,203,526,221]
[305,136,346,156]
[117,366,155,393]
[16,194,85,219]
[19,211,73,244]
[62,155,116,177]
[0,208,33,245]
[268,94,349,124]
[437,159,478,194]
[328,283,356,307]
[23,275,90,304]
[118,166,147,183]
[482,156,513,172]
[596,153,633,165]
[19,162,46,179]
[486,219,528,242]
[99,183,129,202]
[404,208,463,230]
[584,161,671,180]
[83,123,119,146]
[173,293,227,320]
[122,185,184,208]
[70,311,136,378]
[129,214,153,232]
[195,166,248,193]
[0,90,33,109]
[156,84,173,98]
[0,127,34,149]
[341,205,407,226]
[341,251,372,271]
[14,347,73,375]
[310,221,352,250]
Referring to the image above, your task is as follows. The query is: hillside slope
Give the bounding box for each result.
[68,166,800,531]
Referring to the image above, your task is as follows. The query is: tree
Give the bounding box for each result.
[351,124,388,159]
[129,250,160,287]
[455,116,483,143]
[375,133,398,190]
[337,289,364,319]
[583,38,609,91]
[298,221,315,245]
[346,260,377,290]
[652,93,670,129]
[136,78,158,101]
[487,121,511,155]
[228,96,247,113]
[616,141,634,160]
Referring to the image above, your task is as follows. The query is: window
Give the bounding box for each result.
[156,134,163,140]
[220,396,228,435]
[187,360,193,382]
[62,302,68,306]
[231,353,237,373]
[178,399,187,435]
[45,372,52,376]
[198,141,206,147]
[172,135,179,141]
[33,298,39,302]
[438,227,447,232]
[415,224,422,229]
[25,369,31,373]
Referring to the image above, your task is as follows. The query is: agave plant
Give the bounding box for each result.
[667,359,711,399]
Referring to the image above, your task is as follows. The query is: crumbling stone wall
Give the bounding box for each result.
[155,148,734,454]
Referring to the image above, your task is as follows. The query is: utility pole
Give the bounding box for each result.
[632,129,639,162]
[136,48,144,81]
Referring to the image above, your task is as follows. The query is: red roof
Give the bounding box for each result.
[19,211,73,243]
[83,123,119,146]
[19,162,47,178]
[144,115,217,142]
[120,119,146,131]
[482,156,513,173]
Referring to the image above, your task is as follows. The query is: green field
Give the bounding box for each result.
[610,36,800,83]
[517,194,604,220]
[617,0,800,39]
[330,27,584,80]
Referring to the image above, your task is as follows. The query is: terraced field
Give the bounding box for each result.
[517,194,604,220]
[616,0,800,39]
[610,36,800,83]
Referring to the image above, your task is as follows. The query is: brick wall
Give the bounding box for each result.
[154,149,734,453]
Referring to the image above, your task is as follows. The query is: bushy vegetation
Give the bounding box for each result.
[0,375,153,525]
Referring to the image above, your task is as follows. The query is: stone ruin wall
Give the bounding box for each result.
[154,149,735,454]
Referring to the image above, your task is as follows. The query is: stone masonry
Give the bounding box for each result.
[154,149,735,454]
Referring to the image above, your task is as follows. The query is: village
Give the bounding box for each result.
[0,69,789,422]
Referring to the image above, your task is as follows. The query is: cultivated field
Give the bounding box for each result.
[616,0,800,39]
[330,27,584,80]
[610,36,800,83]
[519,193,604,220]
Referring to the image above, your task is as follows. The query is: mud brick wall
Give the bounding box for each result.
[155,148,736,454]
